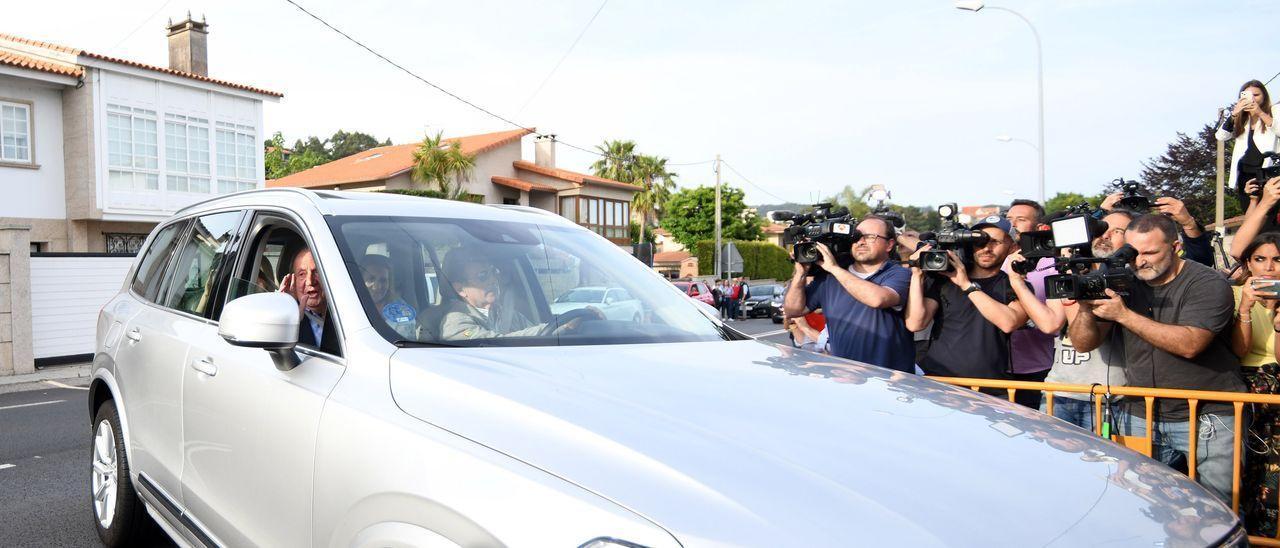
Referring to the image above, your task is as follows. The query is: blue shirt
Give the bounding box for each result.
[804,261,914,372]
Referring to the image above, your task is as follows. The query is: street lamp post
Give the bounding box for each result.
[957,1,1045,203]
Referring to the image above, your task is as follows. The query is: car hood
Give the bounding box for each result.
[389,341,1237,547]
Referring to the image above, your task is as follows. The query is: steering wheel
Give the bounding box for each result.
[538,308,604,336]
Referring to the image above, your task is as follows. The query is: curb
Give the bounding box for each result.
[0,363,92,387]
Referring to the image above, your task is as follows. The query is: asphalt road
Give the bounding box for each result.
[0,322,784,547]
[0,377,173,548]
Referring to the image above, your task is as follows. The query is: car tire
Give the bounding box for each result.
[772,315,783,324]
[91,400,150,547]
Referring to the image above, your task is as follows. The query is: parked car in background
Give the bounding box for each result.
[672,280,714,307]
[743,284,783,319]
[551,286,644,322]
[88,189,1245,548]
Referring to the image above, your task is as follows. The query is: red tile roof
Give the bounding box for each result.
[654,228,670,236]
[763,223,787,234]
[492,175,558,193]
[0,50,82,78]
[654,251,693,263]
[513,160,639,192]
[0,32,281,97]
[270,128,533,188]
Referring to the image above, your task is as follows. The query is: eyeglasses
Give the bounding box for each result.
[467,266,500,283]
[857,234,893,243]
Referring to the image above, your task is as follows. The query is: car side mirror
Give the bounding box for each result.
[219,292,301,371]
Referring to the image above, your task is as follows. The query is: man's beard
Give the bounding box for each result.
[1092,242,1115,258]
[1135,260,1170,281]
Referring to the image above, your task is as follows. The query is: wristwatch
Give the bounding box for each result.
[962,282,981,296]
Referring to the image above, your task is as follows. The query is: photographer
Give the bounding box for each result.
[1231,177,1280,260]
[1009,209,1135,430]
[783,215,914,372]
[1004,199,1056,407]
[1099,193,1213,267]
[1217,79,1279,212]
[905,217,1028,379]
[1069,214,1243,503]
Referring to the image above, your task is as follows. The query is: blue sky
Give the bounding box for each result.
[8,0,1279,206]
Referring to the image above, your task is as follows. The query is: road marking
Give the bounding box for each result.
[44,380,89,391]
[0,464,14,471]
[752,329,789,339]
[0,399,66,411]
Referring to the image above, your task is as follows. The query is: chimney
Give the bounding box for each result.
[534,134,556,168]
[167,13,209,76]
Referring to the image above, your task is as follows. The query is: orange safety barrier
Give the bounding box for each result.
[928,376,1280,546]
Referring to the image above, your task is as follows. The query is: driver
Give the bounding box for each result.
[439,246,598,340]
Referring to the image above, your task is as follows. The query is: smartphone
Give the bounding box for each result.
[1242,90,1253,102]
[1252,278,1280,299]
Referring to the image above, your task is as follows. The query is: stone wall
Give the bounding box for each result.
[0,226,34,375]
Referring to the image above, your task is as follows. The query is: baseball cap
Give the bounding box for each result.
[970,214,1012,235]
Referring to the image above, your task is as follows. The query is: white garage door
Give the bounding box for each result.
[31,255,135,360]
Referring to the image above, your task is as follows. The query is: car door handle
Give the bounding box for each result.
[125,329,141,343]
[191,357,217,377]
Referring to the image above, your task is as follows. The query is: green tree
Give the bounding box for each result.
[590,140,638,183]
[411,132,477,200]
[825,185,875,220]
[1107,123,1242,223]
[629,155,677,244]
[1044,192,1104,215]
[660,185,762,249]
[693,240,792,280]
[328,130,391,159]
[265,132,288,180]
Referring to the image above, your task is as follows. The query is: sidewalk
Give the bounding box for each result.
[0,362,91,388]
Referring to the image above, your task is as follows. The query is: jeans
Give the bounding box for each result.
[1041,396,1098,432]
[1122,410,1241,504]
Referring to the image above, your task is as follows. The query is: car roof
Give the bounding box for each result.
[174,188,580,228]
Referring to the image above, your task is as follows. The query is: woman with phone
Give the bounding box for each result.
[1218,79,1279,212]
[1230,231,1280,535]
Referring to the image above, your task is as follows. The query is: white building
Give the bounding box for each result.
[0,18,281,253]
[0,18,281,375]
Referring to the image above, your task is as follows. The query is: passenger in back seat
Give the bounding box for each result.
[359,254,418,339]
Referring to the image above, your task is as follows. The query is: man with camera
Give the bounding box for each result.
[1099,189,1213,267]
[1010,209,1136,430]
[1069,214,1243,503]
[905,216,1028,380]
[1003,199,1057,407]
[783,215,914,373]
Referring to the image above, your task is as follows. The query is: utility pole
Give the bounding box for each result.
[1216,108,1226,238]
[714,154,722,280]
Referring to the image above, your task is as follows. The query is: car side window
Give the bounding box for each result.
[131,220,189,303]
[160,211,245,317]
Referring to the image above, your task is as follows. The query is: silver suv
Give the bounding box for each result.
[90,189,1243,547]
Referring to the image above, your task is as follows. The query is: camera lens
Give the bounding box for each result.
[923,252,949,271]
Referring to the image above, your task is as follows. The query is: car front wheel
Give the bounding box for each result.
[92,400,150,547]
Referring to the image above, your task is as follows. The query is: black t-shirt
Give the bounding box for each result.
[920,272,1015,379]
[1121,260,1244,420]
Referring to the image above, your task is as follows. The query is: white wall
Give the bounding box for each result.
[97,70,266,219]
[466,140,522,204]
[0,74,66,219]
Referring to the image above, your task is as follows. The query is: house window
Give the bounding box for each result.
[561,196,631,242]
[503,197,519,205]
[105,233,148,254]
[216,121,256,193]
[165,114,211,193]
[0,101,32,164]
[107,104,159,190]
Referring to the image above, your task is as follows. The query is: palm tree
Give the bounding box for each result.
[631,154,677,244]
[591,140,638,183]
[411,132,476,200]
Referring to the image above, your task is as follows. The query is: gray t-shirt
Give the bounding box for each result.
[1044,333,1126,400]
[1120,260,1243,420]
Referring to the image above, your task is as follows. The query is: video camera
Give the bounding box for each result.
[1038,203,1137,300]
[774,203,858,264]
[1244,152,1280,195]
[907,204,990,273]
[1114,179,1154,211]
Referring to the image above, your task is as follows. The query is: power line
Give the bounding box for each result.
[281,0,707,170]
[112,0,176,52]
[721,160,790,203]
[516,0,609,116]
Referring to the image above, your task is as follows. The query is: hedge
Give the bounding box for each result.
[693,240,791,280]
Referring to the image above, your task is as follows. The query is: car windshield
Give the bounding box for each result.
[331,216,732,347]
[555,288,604,303]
